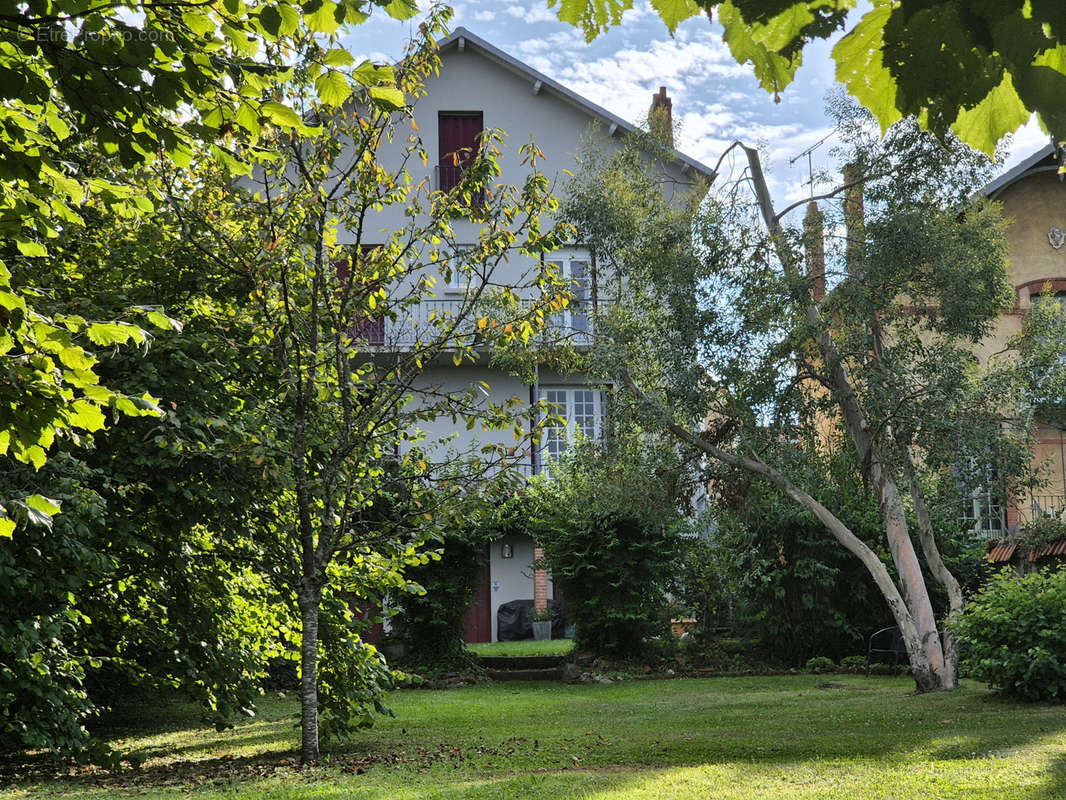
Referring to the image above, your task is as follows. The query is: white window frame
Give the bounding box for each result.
[545,249,591,334]
[960,488,1005,539]
[538,387,604,469]
[440,244,479,294]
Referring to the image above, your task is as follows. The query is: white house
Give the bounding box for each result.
[346,27,713,642]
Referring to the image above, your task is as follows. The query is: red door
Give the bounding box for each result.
[438,112,483,191]
[462,545,492,643]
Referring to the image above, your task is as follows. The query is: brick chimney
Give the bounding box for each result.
[804,200,825,303]
[843,163,865,277]
[649,86,673,147]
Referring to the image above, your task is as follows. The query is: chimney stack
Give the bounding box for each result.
[649,86,673,147]
[843,163,865,277]
[804,200,825,303]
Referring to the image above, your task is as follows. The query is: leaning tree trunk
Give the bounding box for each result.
[904,453,964,679]
[298,585,322,764]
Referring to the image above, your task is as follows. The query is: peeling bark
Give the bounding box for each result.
[904,453,963,684]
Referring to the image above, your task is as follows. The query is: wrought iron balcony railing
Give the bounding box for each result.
[348,298,604,352]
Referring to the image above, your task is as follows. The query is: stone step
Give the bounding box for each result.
[477,654,567,670]
[486,667,563,682]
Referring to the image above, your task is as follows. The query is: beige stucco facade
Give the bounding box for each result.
[981,150,1066,529]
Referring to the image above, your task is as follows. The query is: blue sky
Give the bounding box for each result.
[342,2,1050,222]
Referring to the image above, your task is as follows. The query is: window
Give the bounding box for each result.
[1032,290,1066,311]
[438,112,483,192]
[956,461,1005,539]
[545,250,591,335]
[540,388,603,465]
[961,491,1005,539]
[440,244,476,293]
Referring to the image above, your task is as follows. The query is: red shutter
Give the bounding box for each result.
[438,112,483,191]
[340,248,385,346]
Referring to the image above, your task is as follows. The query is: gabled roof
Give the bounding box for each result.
[437,27,715,179]
[982,143,1060,199]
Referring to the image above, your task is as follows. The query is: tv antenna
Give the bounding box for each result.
[789,132,835,199]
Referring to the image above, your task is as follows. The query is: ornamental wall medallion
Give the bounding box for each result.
[1049,225,1066,249]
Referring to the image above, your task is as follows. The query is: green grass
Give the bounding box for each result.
[466,638,574,657]
[4,676,1066,799]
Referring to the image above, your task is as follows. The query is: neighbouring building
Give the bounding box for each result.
[976,144,1066,567]
[345,28,713,641]
[800,144,1066,568]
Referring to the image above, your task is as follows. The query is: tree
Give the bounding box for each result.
[0,154,293,762]
[0,0,417,534]
[167,16,571,762]
[547,0,1066,154]
[567,118,1034,691]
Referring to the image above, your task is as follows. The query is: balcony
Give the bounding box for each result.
[1018,495,1066,526]
[965,493,1066,542]
[348,298,601,352]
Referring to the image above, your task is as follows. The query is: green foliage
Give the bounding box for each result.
[952,568,1066,702]
[1009,289,1066,427]
[839,654,868,673]
[549,0,1066,153]
[804,656,835,674]
[388,507,499,670]
[711,444,891,664]
[0,0,414,534]
[529,431,690,659]
[1019,516,1066,555]
[711,440,987,666]
[315,590,398,739]
[672,535,732,636]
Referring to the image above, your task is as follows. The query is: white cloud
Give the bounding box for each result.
[473,10,496,22]
[504,3,559,23]
[1004,114,1051,169]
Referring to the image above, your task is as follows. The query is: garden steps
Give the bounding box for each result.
[477,654,566,681]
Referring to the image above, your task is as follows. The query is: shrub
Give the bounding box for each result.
[805,656,836,674]
[1019,516,1066,555]
[710,439,984,666]
[387,516,493,670]
[952,568,1066,701]
[529,431,690,660]
[839,655,868,673]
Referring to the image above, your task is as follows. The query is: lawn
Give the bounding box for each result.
[4,676,1066,799]
[466,638,575,657]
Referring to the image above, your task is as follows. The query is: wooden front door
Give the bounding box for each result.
[462,545,492,643]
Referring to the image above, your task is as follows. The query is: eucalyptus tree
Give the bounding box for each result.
[569,117,1033,691]
[168,16,570,762]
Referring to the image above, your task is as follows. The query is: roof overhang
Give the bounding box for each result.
[981,143,1061,199]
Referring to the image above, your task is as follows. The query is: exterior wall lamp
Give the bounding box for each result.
[501,543,513,558]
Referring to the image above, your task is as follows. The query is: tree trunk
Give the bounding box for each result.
[298,586,322,764]
[904,455,963,682]
[739,145,956,692]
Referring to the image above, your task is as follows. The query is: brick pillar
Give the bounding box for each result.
[804,200,825,302]
[533,545,548,612]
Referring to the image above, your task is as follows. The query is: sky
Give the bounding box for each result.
[341,1,1051,223]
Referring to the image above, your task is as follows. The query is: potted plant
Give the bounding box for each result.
[529,606,554,641]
